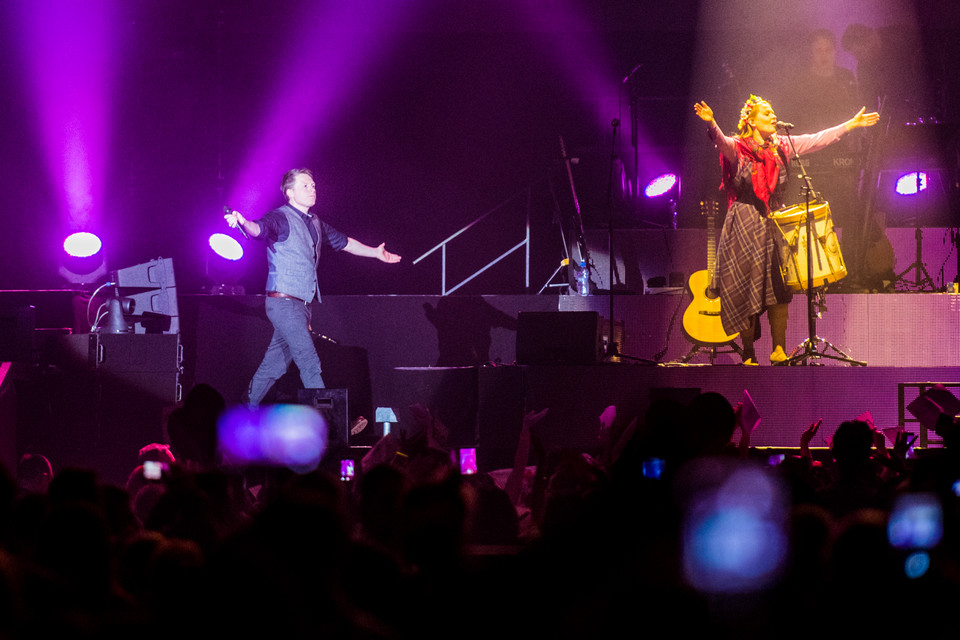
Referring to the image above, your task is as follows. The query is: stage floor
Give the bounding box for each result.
[2,291,958,479]
[177,292,958,456]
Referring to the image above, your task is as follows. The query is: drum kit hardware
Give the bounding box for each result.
[772,201,847,291]
[774,131,866,367]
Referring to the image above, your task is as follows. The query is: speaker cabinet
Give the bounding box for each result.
[297,388,349,449]
[516,311,601,365]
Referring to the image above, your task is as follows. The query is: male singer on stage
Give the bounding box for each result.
[225,168,401,407]
[693,96,878,365]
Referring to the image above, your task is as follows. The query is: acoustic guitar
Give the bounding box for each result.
[682,201,740,346]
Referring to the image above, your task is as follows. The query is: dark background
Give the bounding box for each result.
[2,0,958,296]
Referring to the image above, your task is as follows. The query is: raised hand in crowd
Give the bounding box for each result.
[505,408,548,507]
[799,418,822,460]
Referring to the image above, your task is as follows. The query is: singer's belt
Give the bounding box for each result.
[266,291,307,304]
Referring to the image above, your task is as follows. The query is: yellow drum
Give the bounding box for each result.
[771,201,847,291]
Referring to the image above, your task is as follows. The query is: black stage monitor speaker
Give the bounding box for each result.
[0,306,35,363]
[516,311,601,365]
[297,388,349,449]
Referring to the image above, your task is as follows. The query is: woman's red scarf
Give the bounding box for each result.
[720,135,786,214]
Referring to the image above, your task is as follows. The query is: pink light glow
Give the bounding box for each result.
[226,1,424,216]
[507,1,664,198]
[510,1,621,127]
[226,1,654,217]
[13,1,117,231]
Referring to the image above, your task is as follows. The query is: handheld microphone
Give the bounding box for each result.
[225,207,248,239]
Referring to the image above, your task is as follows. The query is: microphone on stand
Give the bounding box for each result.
[776,120,795,130]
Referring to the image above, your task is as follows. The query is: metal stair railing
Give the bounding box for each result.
[413,187,531,295]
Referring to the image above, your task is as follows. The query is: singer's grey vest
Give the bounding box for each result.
[264,204,321,302]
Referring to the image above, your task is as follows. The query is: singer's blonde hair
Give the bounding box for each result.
[737,94,770,136]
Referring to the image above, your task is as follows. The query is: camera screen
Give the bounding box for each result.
[459,448,477,475]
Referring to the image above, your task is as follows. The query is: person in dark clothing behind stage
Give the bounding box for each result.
[776,29,864,274]
[225,168,401,407]
[693,97,878,365]
[781,29,859,134]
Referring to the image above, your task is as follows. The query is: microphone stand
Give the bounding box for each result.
[779,126,865,366]
[605,118,620,357]
[600,118,656,365]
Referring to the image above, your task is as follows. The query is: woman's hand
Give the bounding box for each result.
[846,106,880,130]
[694,101,714,123]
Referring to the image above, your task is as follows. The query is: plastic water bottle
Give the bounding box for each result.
[575,260,590,296]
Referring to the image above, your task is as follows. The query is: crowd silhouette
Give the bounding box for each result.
[1,382,959,638]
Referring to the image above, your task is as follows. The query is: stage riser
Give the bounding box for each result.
[385,365,960,456]
[559,293,960,368]
[179,294,959,446]
[2,293,955,481]
[519,365,960,449]
[584,227,959,295]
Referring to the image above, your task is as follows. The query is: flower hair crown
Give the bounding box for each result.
[738,94,768,132]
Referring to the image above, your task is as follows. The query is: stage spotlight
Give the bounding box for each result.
[64,232,102,257]
[876,168,953,226]
[895,172,928,196]
[209,233,243,261]
[60,232,107,284]
[644,173,679,198]
[639,173,681,229]
[205,233,246,295]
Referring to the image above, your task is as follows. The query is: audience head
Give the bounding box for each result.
[167,383,225,468]
[830,420,874,469]
[687,392,737,458]
[138,443,175,465]
[17,453,53,495]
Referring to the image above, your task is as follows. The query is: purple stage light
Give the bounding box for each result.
[60,232,107,284]
[13,2,119,231]
[208,233,244,261]
[895,172,928,196]
[206,234,246,294]
[63,232,103,259]
[644,173,678,198]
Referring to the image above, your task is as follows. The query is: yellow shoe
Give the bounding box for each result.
[743,358,759,366]
[770,346,788,364]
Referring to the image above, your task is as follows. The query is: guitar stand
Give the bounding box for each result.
[679,341,744,365]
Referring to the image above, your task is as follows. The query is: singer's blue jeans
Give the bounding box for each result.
[245,296,324,407]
